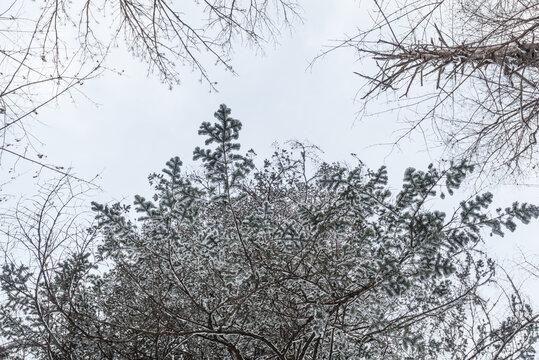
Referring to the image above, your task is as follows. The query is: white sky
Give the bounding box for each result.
[2,2,538,302]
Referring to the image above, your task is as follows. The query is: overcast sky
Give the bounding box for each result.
[3,2,538,300]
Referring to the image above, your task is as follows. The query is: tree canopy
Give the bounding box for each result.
[1,105,537,359]
[3,1,539,180]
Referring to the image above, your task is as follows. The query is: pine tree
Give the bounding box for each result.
[1,105,538,359]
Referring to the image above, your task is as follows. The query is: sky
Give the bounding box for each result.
[2,1,538,302]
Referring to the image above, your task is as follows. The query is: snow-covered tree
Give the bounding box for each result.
[1,104,538,359]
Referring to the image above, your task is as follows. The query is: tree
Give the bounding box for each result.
[1,104,538,359]
[339,0,539,177]
[0,0,299,177]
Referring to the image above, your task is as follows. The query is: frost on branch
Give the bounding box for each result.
[1,105,538,359]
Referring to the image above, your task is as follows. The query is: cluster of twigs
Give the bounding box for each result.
[0,0,300,180]
[345,0,539,178]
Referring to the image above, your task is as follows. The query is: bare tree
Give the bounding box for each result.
[0,0,300,177]
[335,0,539,178]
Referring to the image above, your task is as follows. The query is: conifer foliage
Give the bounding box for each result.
[1,105,538,359]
